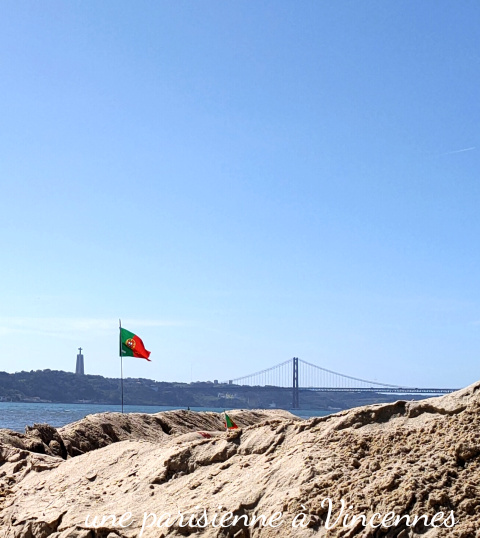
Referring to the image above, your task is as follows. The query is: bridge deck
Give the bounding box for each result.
[303,387,457,394]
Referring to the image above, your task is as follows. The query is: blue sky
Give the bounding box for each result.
[0,1,479,388]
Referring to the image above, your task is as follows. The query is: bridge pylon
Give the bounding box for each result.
[292,357,299,409]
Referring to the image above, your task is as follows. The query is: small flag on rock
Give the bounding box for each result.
[224,413,238,430]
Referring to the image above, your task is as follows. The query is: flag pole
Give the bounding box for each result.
[119,319,123,414]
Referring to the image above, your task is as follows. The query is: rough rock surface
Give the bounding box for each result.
[0,409,295,458]
[58,409,295,458]
[1,386,480,537]
[0,423,68,459]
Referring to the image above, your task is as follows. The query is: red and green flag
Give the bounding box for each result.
[120,327,151,361]
[224,413,238,430]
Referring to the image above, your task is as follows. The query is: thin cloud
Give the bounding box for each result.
[440,146,476,156]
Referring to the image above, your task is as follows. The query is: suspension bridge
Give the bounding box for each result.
[225,357,458,408]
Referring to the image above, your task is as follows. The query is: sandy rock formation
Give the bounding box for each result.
[2,387,480,537]
[0,409,295,459]
[0,424,67,459]
[58,409,295,457]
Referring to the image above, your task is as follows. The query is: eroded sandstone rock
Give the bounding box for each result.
[2,389,480,537]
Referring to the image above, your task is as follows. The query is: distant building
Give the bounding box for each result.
[75,347,85,375]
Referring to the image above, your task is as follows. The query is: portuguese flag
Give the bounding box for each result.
[224,413,238,430]
[120,327,151,361]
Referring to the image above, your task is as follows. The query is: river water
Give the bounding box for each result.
[0,402,331,432]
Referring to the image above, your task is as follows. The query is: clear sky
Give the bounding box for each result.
[0,1,478,388]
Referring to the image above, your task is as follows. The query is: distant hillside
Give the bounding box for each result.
[0,369,422,410]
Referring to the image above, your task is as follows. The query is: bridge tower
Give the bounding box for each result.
[292,357,299,409]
